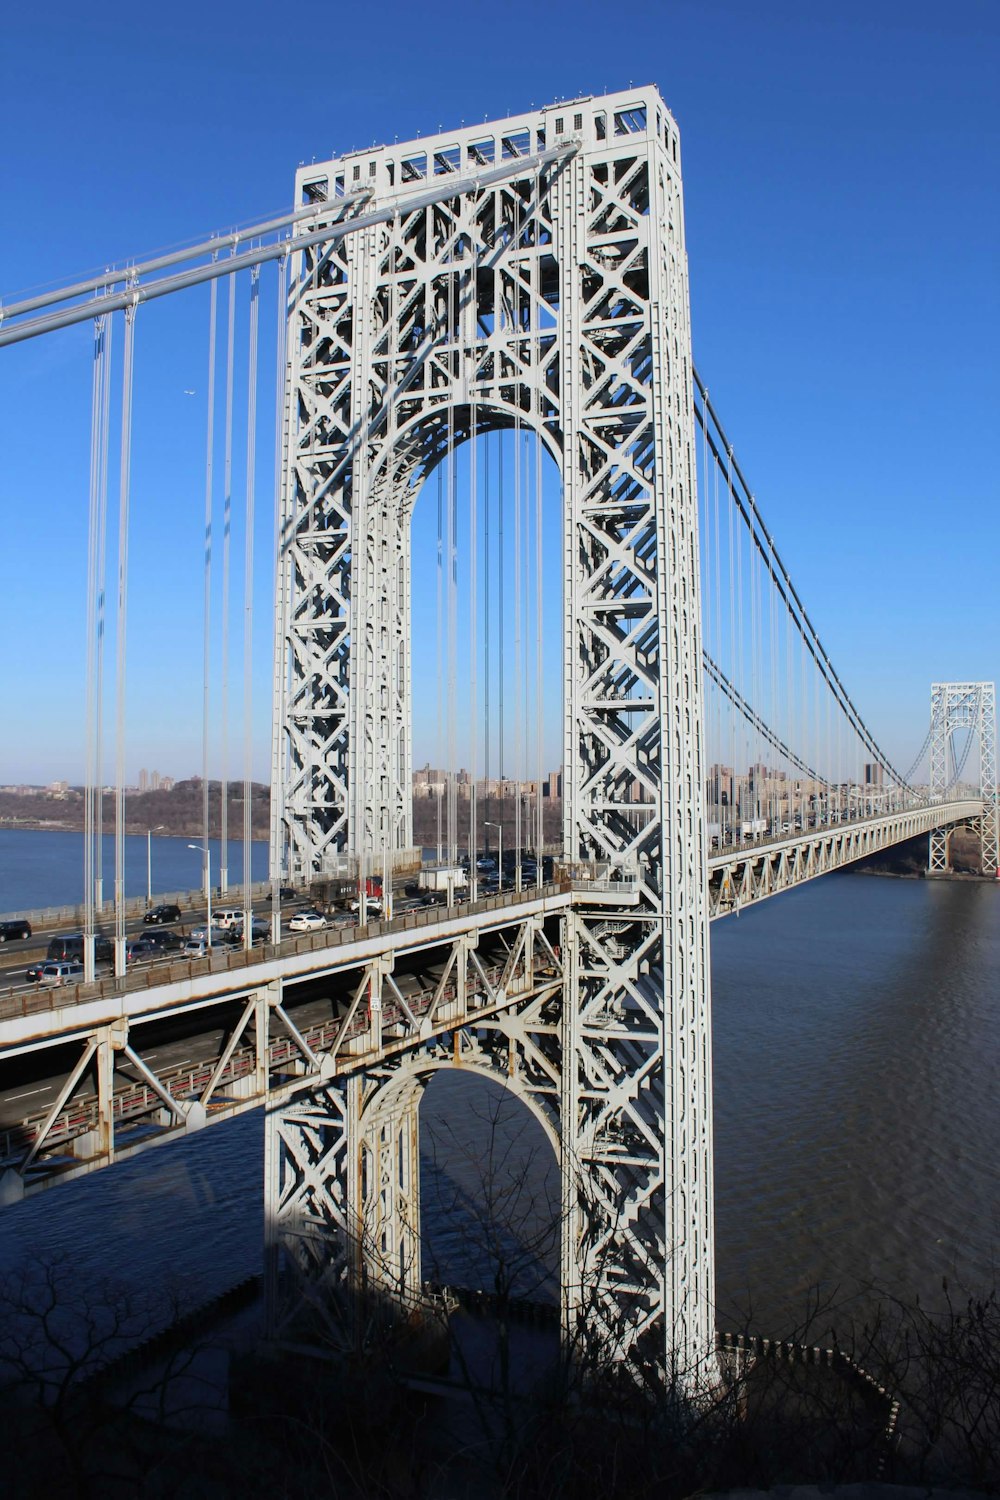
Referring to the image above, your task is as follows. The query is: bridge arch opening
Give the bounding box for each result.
[420,1069,560,1305]
[401,416,564,872]
[357,1060,561,1307]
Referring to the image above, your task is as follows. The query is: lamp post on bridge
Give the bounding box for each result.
[187,843,212,950]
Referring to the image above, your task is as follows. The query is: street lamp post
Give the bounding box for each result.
[188,843,212,949]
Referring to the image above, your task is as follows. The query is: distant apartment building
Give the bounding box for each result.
[413,767,559,801]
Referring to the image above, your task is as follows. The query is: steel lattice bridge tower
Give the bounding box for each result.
[927,682,999,875]
[271,86,714,1381]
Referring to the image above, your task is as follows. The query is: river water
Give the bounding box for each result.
[0,829,269,914]
[0,833,996,1339]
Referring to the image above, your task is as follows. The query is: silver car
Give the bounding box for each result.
[39,960,85,987]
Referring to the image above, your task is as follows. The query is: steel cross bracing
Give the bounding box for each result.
[927,683,998,876]
[269,86,715,1381]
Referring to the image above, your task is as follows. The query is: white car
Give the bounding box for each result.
[348,897,383,917]
[288,910,328,932]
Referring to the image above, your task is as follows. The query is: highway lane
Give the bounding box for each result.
[0,930,529,1148]
[0,888,439,990]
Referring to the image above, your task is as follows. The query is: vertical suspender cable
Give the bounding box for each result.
[713,458,723,836]
[726,450,737,838]
[113,302,137,977]
[514,372,522,890]
[446,273,458,865]
[436,462,444,862]
[202,273,218,905]
[242,266,260,943]
[270,254,288,929]
[83,314,107,983]
[535,404,543,880]
[468,385,478,895]
[498,428,505,855]
[527,432,536,876]
[700,387,712,822]
[95,315,113,912]
[220,266,237,894]
[484,431,491,846]
[528,204,542,878]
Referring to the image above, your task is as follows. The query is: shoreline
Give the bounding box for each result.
[0,821,269,841]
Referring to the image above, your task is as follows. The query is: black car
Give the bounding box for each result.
[141,928,184,953]
[25,960,46,983]
[143,904,182,926]
[0,919,32,942]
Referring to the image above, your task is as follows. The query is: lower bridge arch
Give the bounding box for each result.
[264,1035,562,1355]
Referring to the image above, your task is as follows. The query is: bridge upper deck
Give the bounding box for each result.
[0,797,981,1057]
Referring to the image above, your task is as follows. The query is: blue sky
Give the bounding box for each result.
[0,0,996,784]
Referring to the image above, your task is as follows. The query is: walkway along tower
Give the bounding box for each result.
[268,87,715,1381]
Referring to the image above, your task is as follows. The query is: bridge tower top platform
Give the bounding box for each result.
[295,85,681,213]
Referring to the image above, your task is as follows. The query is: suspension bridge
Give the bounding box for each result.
[0,86,995,1386]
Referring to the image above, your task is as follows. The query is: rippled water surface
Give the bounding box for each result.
[0,829,268,914]
[0,851,995,1340]
[712,873,1000,1328]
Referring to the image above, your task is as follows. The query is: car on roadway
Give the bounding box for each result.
[143,903,182,926]
[47,934,114,964]
[230,917,270,944]
[187,925,230,946]
[347,897,383,917]
[287,910,328,932]
[0,919,32,943]
[124,936,161,964]
[39,960,85,987]
[213,908,247,931]
[141,928,184,953]
[25,960,47,983]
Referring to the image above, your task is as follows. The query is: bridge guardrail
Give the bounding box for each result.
[0,880,571,1027]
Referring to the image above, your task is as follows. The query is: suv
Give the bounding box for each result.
[124,936,159,964]
[143,904,182,926]
[47,934,113,964]
[0,919,32,943]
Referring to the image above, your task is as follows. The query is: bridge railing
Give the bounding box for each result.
[0,880,571,1025]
